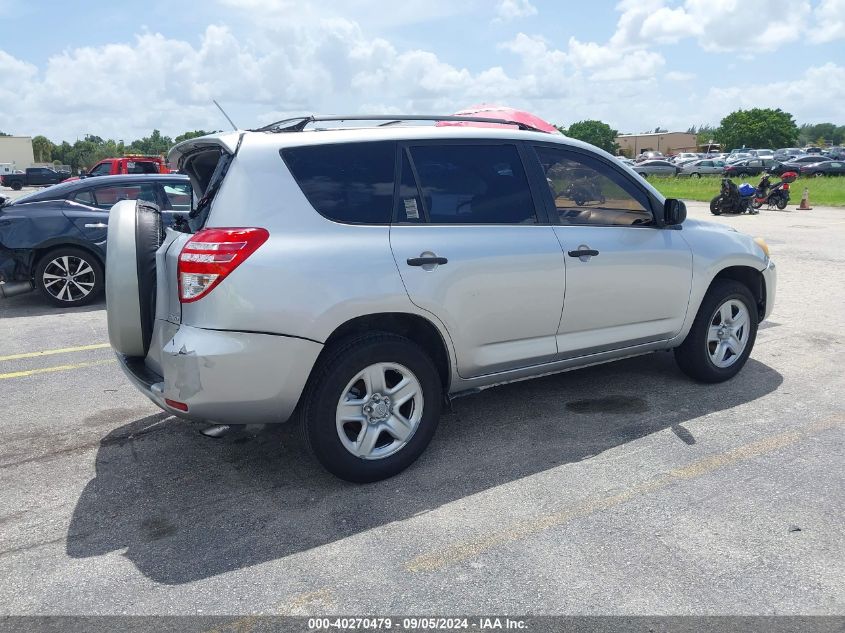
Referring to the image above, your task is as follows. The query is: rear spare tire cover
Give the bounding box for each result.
[106,200,162,357]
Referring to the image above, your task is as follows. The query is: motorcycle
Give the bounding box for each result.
[710,178,756,215]
[751,171,796,210]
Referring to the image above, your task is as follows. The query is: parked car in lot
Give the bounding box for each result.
[770,155,833,175]
[1,166,71,190]
[679,159,726,177]
[104,115,776,482]
[632,159,678,177]
[0,174,191,305]
[723,158,774,177]
[749,149,774,159]
[635,151,666,163]
[799,160,845,177]
[671,152,700,163]
[774,148,804,160]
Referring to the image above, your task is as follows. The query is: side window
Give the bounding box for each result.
[72,189,95,205]
[534,145,654,227]
[162,182,192,211]
[700,161,713,167]
[407,144,536,224]
[88,163,112,177]
[89,184,157,210]
[282,141,396,224]
[128,161,159,174]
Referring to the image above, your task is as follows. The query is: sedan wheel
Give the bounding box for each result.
[691,172,701,178]
[35,248,103,307]
[813,172,825,177]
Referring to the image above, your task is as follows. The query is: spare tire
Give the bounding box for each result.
[106,200,162,357]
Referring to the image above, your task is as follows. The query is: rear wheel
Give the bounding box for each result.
[813,172,824,178]
[776,196,788,210]
[710,196,722,215]
[674,280,758,383]
[691,172,701,178]
[34,247,103,307]
[301,332,442,482]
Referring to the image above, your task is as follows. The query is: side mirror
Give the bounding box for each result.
[664,198,687,227]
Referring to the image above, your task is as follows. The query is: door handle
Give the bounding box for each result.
[407,256,448,266]
[84,223,108,228]
[567,248,599,258]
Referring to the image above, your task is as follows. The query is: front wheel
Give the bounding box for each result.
[813,172,824,178]
[691,172,701,178]
[301,333,442,482]
[751,199,763,209]
[34,247,103,307]
[674,280,758,383]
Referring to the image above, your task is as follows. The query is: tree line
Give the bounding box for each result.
[558,110,844,155]
[4,109,844,167]
[4,130,218,172]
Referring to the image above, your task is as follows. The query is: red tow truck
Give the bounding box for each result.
[68,155,171,181]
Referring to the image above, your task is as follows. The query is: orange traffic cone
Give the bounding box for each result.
[798,187,812,210]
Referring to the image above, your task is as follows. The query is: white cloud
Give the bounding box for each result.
[665,71,695,81]
[815,0,845,42]
[0,1,842,143]
[611,0,821,53]
[494,0,538,21]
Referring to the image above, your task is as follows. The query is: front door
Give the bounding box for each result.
[389,142,565,378]
[531,144,693,357]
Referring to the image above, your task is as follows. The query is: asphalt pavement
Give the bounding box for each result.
[0,199,843,616]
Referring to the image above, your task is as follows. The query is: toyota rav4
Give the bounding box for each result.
[106,114,776,482]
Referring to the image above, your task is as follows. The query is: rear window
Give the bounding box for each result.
[282,142,396,224]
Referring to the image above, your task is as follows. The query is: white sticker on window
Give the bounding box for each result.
[403,198,420,220]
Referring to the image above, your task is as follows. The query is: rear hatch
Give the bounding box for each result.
[146,133,241,369]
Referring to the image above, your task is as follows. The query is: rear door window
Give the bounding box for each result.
[162,182,193,211]
[88,183,158,210]
[282,141,396,224]
[406,143,536,224]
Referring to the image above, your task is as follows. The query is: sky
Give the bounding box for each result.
[0,0,843,142]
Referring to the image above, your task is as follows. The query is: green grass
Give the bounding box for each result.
[647,175,845,207]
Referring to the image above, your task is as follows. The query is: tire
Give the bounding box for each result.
[751,199,763,209]
[710,196,722,215]
[691,172,701,178]
[34,247,103,307]
[813,172,824,178]
[11,181,22,191]
[301,332,442,483]
[106,200,162,357]
[674,280,758,383]
[776,196,788,210]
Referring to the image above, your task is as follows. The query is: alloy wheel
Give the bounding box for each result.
[707,299,751,368]
[335,362,424,460]
[42,255,96,303]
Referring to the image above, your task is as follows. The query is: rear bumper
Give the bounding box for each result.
[118,323,323,425]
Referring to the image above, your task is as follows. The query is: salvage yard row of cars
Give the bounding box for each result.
[626,147,845,178]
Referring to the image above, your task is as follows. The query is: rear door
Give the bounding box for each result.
[389,141,565,378]
[63,182,159,245]
[530,144,693,357]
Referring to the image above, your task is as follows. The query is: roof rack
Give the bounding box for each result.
[253,114,551,134]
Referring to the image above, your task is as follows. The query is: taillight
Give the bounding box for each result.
[178,227,269,303]
[782,183,790,190]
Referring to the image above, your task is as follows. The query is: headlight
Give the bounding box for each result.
[754,237,770,258]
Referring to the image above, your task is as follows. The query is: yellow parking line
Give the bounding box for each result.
[0,343,110,362]
[0,358,115,379]
[405,415,843,573]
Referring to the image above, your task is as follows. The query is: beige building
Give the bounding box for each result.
[615,132,698,157]
[0,136,35,172]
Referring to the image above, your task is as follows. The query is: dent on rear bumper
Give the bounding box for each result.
[119,323,323,425]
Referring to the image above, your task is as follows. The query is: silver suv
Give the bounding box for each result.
[106,115,776,482]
